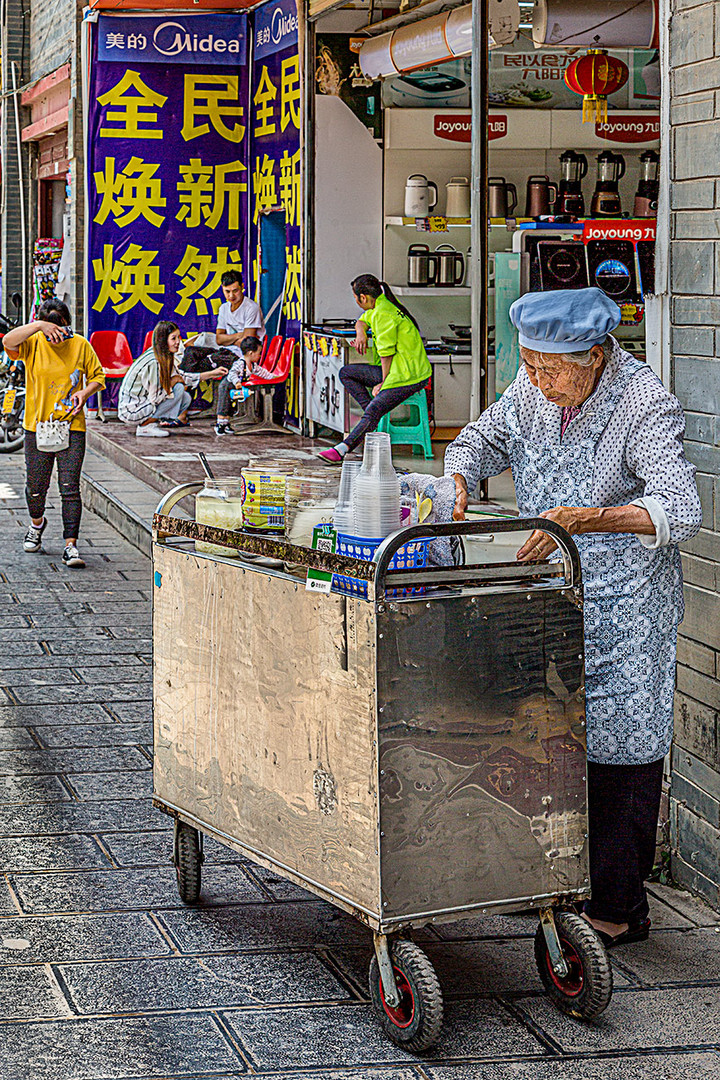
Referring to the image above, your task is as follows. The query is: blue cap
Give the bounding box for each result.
[509,288,621,354]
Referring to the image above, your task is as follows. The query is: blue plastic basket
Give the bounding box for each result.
[332,533,429,599]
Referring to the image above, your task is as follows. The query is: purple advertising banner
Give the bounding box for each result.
[87,13,250,355]
[248,0,301,347]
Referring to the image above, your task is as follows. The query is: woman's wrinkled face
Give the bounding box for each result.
[520,345,605,408]
[167,329,183,354]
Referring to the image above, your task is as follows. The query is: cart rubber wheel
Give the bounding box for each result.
[534,912,613,1020]
[369,939,444,1053]
[175,822,202,905]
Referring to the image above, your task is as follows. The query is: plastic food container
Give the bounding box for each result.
[195,478,243,557]
[240,465,294,533]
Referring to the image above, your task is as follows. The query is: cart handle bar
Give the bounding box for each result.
[373,518,582,593]
[155,482,204,518]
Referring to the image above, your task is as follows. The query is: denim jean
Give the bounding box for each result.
[339,364,428,452]
[152,383,191,421]
[24,429,85,540]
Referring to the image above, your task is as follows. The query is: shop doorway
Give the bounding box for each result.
[259,211,288,339]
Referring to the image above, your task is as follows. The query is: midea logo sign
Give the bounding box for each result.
[271,7,298,47]
[153,20,243,56]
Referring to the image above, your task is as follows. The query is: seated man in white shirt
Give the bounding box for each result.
[216,270,266,357]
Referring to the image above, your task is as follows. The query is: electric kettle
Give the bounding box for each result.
[488,177,517,218]
[404,174,438,218]
[525,175,558,217]
[434,244,466,287]
[445,177,471,218]
[407,244,439,287]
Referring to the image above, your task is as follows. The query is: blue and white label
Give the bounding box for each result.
[254,0,298,61]
[98,14,247,66]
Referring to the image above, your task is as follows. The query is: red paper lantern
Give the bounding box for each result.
[564,49,629,124]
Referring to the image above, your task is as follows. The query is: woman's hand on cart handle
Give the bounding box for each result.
[517,506,584,562]
[351,322,368,355]
[452,473,468,521]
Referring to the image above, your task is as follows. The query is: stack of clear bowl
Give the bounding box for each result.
[352,432,401,539]
[333,460,361,535]
[284,470,340,549]
[195,477,243,557]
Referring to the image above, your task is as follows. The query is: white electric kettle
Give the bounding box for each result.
[445,176,471,218]
[404,174,438,218]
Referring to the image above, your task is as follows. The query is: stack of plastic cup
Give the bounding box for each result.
[352,432,401,539]
[333,460,361,535]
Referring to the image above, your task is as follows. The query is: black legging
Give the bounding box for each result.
[24,429,86,540]
[340,364,428,452]
[584,757,664,925]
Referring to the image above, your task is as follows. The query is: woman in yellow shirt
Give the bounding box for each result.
[319,275,431,464]
[4,300,105,568]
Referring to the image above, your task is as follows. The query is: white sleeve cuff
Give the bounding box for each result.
[631,496,671,548]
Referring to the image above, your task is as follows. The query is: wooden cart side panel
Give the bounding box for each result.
[152,547,380,915]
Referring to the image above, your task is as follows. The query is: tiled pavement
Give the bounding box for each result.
[1,450,720,1080]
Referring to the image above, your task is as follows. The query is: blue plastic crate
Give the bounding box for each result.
[332,533,428,599]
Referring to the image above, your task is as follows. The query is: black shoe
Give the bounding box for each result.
[594,918,651,948]
[24,519,47,552]
[214,423,235,436]
[62,543,86,569]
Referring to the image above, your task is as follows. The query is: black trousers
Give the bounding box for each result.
[339,364,428,452]
[24,429,86,540]
[584,757,664,925]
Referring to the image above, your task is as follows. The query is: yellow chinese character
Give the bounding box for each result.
[92,243,165,315]
[283,244,302,323]
[174,245,243,317]
[176,159,247,231]
[280,55,300,132]
[182,75,245,144]
[98,70,167,140]
[278,148,301,227]
[94,156,166,228]
[252,155,278,223]
[253,66,277,138]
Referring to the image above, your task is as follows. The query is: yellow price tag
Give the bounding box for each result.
[2,387,16,415]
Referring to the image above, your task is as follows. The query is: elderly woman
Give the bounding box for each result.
[446,287,701,948]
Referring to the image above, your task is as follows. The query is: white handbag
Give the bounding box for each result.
[35,418,71,452]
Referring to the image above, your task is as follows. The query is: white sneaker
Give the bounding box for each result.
[136,423,169,438]
[62,543,86,568]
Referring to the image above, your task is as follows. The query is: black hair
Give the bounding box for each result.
[38,298,71,326]
[221,270,244,288]
[350,274,419,329]
[240,336,263,355]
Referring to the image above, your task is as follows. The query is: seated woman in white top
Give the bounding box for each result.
[118,321,227,438]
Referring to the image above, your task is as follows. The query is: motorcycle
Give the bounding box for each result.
[0,294,25,453]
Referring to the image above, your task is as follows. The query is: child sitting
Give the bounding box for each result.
[214,335,264,436]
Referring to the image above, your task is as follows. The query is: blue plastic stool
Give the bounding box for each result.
[377,389,433,459]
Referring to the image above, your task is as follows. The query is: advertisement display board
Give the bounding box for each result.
[86,13,250,355]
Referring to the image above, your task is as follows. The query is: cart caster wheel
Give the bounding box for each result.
[534,912,613,1020]
[369,939,444,1053]
[174,821,202,905]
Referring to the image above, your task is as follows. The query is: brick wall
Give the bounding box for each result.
[669,0,720,909]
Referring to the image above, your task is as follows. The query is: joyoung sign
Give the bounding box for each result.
[98,13,247,66]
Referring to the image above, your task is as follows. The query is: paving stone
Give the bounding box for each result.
[10,864,266,914]
[60,952,350,1014]
[223,999,543,1068]
[0,834,111,872]
[70,770,154,801]
[103,831,246,869]
[0,1014,243,1079]
[612,928,720,986]
[517,987,720,1052]
[71,664,152,685]
[47,639,152,656]
[34,723,153,748]
[0,798,168,837]
[3,682,152,707]
[425,1052,720,1079]
[432,910,538,940]
[0,878,20,914]
[248,863,316,902]
[0,727,39,749]
[0,965,71,1020]
[0,912,171,963]
[0,774,71,804]
[160,899,372,954]
[106,700,152,723]
[0,746,150,775]
[0,703,116,727]
[648,882,720,926]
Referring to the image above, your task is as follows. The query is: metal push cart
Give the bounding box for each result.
[152,484,612,1053]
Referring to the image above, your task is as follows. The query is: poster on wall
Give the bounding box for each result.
[86,13,249,355]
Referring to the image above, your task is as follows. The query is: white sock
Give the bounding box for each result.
[335,442,349,457]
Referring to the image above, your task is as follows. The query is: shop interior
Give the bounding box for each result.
[306,0,660,453]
